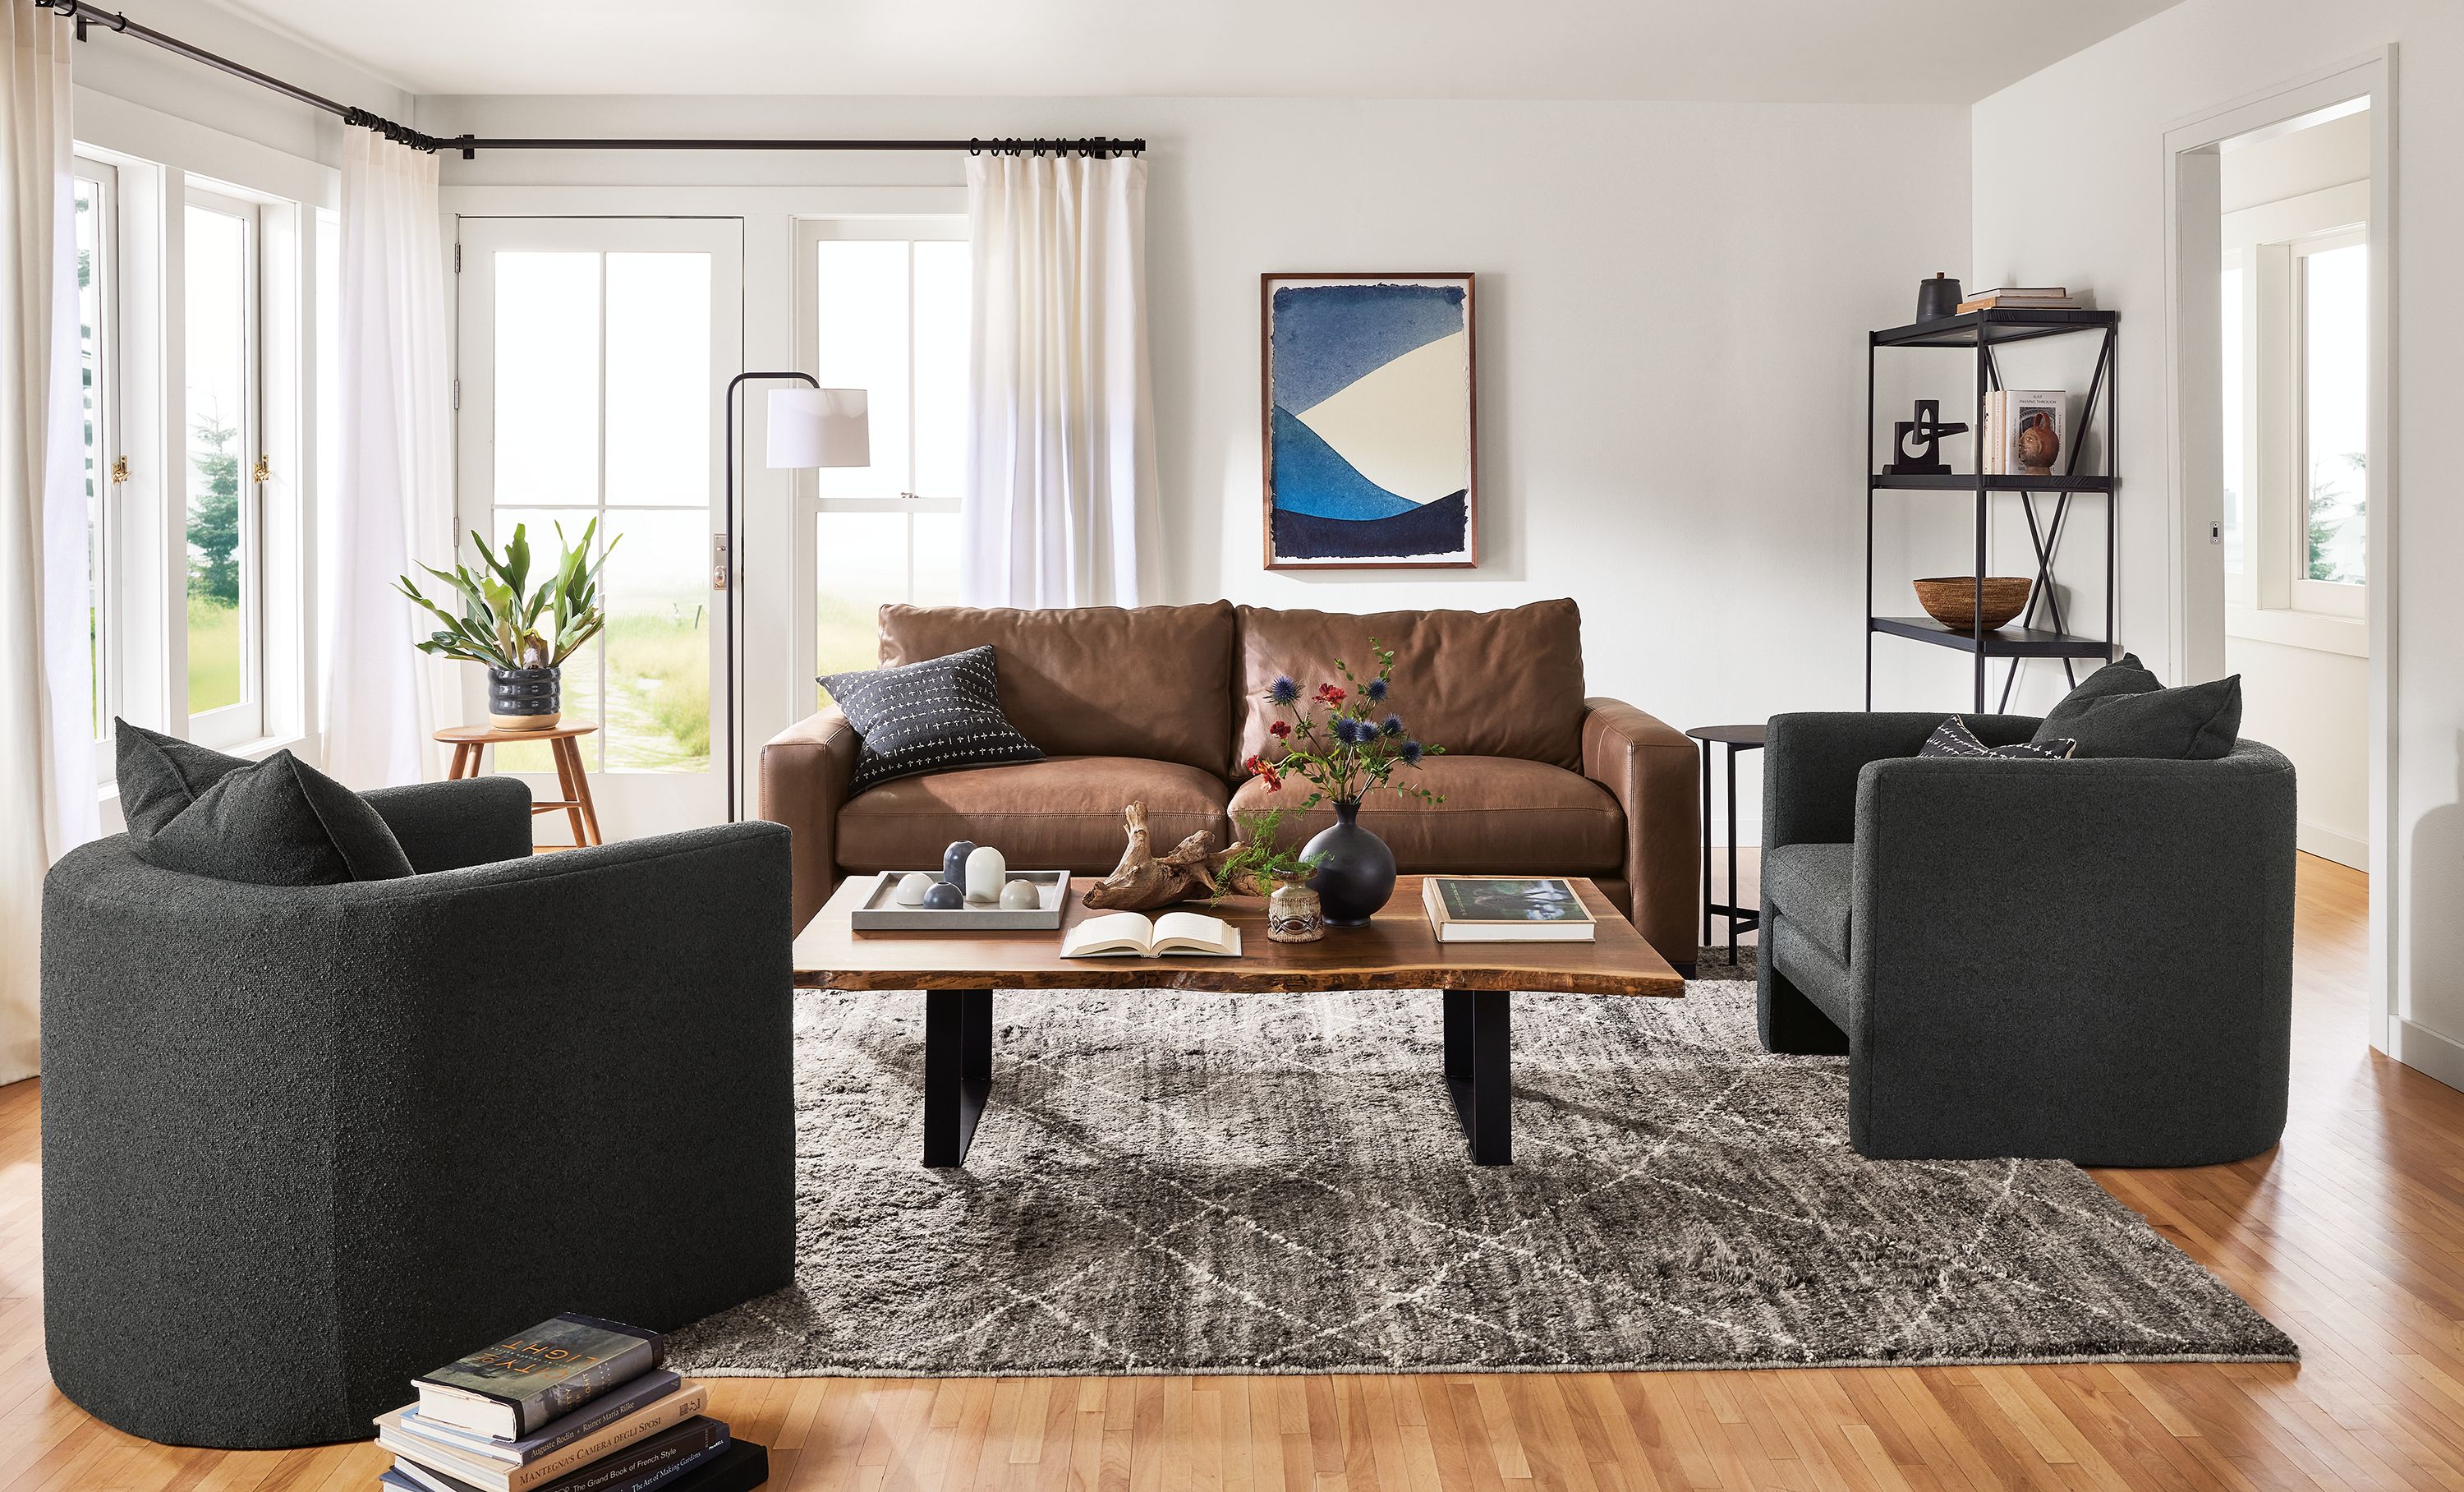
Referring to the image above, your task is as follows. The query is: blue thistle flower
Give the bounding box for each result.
[1382,714,1404,738]
[1265,675,1299,707]
[1365,678,1390,702]
[1399,739,1424,766]
[1331,717,1361,745]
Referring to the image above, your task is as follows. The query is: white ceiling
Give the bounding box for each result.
[199,0,2181,105]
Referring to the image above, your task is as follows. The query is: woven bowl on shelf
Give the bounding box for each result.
[1912,577,2032,632]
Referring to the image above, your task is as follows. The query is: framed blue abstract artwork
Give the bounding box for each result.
[1262,273,1477,569]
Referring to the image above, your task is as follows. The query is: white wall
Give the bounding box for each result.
[1972,0,2464,1087]
[422,94,1973,850]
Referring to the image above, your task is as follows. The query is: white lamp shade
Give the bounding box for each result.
[767,386,870,469]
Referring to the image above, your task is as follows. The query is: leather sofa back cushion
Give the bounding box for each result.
[877,602,1238,779]
[1234,599,1588,771]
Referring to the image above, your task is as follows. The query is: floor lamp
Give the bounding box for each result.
[722,374,870,821]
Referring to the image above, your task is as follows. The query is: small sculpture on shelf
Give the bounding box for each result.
[2015,408,2062,477]
[1883,399,1968,477]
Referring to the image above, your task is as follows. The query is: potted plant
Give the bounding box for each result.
[1245,641,1444,926]
[394,520,616,731]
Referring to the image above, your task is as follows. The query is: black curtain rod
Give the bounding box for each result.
[31,0,1145,159]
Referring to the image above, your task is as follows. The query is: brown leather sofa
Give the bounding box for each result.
[761,597,1700,968]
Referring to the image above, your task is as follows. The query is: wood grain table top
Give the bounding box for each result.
[434,721,600,744]
[793,875,1684,997]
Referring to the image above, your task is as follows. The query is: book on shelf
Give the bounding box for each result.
[415,1314,663,1440]
[1959,292,2081,311]
[381,1370,683,1467]
[1422,877,1596,943]
[379,1384,707,1492]
[384,1416,728,1492]
[1981,389,2067,476]
[1062,909,1242,959]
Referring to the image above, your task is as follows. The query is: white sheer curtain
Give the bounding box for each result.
[962,152,1161,607]
[324,131,449,788]
[2,3,96,1084]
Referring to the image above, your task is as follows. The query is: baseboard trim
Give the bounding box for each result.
[2296,822,2367,869]
[2393,1019,2464,1095]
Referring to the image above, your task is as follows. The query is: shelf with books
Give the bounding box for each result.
[1871,306,2117,348]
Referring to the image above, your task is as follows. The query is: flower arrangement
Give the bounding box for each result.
[1244,640,1445,809]
[395,520,616,671]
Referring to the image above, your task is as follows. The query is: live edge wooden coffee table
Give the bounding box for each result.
[793,874,1683,1167]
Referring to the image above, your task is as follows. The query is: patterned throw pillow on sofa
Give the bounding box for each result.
[819,645,1046,794]
[1919,716,2076,760]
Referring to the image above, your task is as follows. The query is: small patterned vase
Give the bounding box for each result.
[1266,882,1325,943]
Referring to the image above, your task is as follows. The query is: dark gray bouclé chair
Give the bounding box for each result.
[1757,711,2296,1165]
[41,778,795,1448]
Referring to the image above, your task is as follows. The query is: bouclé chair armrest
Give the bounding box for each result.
[1763,711,2040,849]
[761,707,862,928]
[362,777,534,873]
[1579,698,1698,967]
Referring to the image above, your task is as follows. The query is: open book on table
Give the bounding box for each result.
[1061,910,1243,959]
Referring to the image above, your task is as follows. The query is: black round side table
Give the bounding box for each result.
[1685,724,1767,965]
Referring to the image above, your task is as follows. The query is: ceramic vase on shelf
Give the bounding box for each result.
[1302,799,1395,927]
[486,666,560,730]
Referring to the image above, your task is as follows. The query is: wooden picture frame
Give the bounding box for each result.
[1261,272,1478,570]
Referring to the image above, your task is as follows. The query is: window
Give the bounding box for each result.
[73,163,117,744]
[183,191,264,741]
[2300,238,2367,594]
[797,220,968,701]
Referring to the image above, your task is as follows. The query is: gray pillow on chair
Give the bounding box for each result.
[115,720,416,885]
[2030,654,2243,760]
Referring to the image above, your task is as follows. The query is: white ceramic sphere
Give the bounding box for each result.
[894,871,935,906]
[999,879,1039,910]
[964,845,1009,903]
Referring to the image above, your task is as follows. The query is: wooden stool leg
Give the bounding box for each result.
[563,737,604,846]
[448,743,476,780]
[546,737,588,848]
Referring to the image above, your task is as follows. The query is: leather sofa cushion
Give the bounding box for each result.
[836,757,1230,874]
[1762,841,1853,965]
[878,603,1236,779]
[1234,600,1588,771]
[1225,755,1622,874]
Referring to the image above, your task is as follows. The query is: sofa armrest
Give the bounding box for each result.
[1763,711,2039,848]
[761,707,861,929]
[1579,698,1698,968]
[1846,744,2296,1160]
[362,778,534,873]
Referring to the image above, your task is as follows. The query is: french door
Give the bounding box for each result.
[455,218,742,839]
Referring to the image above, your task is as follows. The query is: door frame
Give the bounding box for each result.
[2163,48,2402,1062]
[452,214,745,840]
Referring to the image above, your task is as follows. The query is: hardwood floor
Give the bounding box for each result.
[5,854,2461,1490]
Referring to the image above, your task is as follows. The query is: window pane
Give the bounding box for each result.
[315,212,340,694]
[76,177,105,736]
[912,241,969,500]
[605,253,710,506]
[600,509,710,773]
[185,204,250,716]
[494,252,600,509]
[913,511,962,606]
[2304,242,2367,586]
[2219,263,2244,577]
[488,509,601,776]
[812,242,908,500]
[816,512,911,704]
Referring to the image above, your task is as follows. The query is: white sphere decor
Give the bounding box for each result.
[999,879,1040,910]
[894,872,935,907]
[964,845,1008,904]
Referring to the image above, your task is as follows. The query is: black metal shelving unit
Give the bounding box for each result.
[1865,306,2121,712]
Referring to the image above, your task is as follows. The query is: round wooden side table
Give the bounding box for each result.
[435,722,603,849]
[1685,723,1767,965]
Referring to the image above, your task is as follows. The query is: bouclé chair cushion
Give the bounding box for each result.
[114,720,415,885]
[2031,653,2242,760]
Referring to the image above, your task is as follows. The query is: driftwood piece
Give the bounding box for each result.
[1082,802,1236,911]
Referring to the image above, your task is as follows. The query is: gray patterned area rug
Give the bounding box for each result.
[665,958,2294,1376]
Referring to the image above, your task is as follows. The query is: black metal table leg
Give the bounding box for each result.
[1443,988,1510,1165]
[924,987,992,1167]
[1699,739,1712,951]
[1726,744,1740,965]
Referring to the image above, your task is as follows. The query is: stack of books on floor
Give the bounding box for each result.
[375,1313,767,1492]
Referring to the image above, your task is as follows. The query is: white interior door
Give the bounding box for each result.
[455,217,742,840]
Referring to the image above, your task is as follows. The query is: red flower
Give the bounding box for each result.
[1268,720,1292,739]
[1244,753,1282,792]
[1315,683,1347,706]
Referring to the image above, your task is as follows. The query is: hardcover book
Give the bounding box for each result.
[382,1384,707,1492]
[416,1314,664,1440]
[383,1370,683,1467]
[1422,877,1596,943]
[387,1416,727,1492]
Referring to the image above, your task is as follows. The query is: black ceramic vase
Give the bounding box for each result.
[1303,799,1395,927]
[486,666,561,730]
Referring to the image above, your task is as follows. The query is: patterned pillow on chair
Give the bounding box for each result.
[1919,716,2076,760]
[819,645,1047,794]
